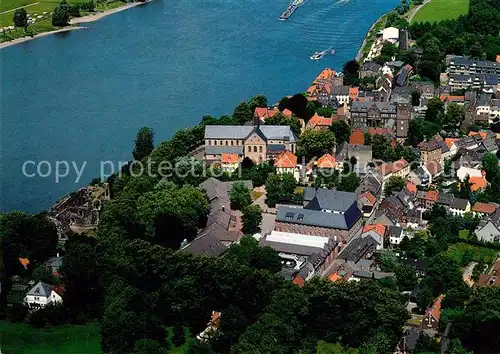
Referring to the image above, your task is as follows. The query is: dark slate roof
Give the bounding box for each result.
[303,187,317,202]
[451,198,469,210]
[401,328,422,351]
[437,193,454,206]
[387,225,403,237]
[331,86,350,95]
[361,61,382,72]
[205,146,244,155]
[304,188,358,212]
[44,256,63,268]
[26,281,53,297]
[477,94,493,106]
[276,204,361,230]
[353,270,373,278]
[351,101,397,113]
[267,144,286,152]
[181,233,228,257]
[357,172,382,196]
[204,125,298,142]
[402,257,428,270]
[338,236,378,262]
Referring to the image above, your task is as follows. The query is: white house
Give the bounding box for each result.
[456,166,483,181]
[449,198,471,217]
[24,281,63,308]
[382,27,399,41]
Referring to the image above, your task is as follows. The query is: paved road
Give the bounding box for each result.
[462,261,478,287]
[407,0,432,23]
[0,2,39,14]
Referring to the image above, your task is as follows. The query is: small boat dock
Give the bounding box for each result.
[280,0,304,20]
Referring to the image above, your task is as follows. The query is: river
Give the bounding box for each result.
[0,0,399,213]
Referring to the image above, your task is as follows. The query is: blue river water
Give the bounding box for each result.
[1,0,399,213]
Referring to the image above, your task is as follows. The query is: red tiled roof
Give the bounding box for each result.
[468,131,487,140]
[328,273,343,282]
[221,153,238,163]
[307,113,333,128]
[253,107,280,121]
[316,153,336,169]
[292,275,305,287]
[426,160,442,176]
[349,129,365,145]
[445,138,459,148]
[497,55,500,63]
[424,190,439,202]
[426,295,444,321]
[440,94,465,102]
[360,191,377,205]
[367,127,393,136]
[349,87,359,100]
[379,159,409,176]
[314,68,336,83]
[274,150,297,168]
[472,202,496,215]
[363,224,386,237]
[470,176,487,191]
[406,182,417,194]
[282,108,293,117]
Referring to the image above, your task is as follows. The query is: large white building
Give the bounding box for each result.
[24,281,63,308]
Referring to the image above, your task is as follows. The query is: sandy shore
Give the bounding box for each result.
[0,1,148,49]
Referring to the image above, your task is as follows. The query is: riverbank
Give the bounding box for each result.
[355,11,390,63]
[0,1,147,49]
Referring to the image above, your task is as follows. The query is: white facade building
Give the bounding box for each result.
[24,281,63,308]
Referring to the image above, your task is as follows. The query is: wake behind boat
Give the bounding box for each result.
[310,47,333,60]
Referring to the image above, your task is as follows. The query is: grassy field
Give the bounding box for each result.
[444,242,498,266]
[411,0,469,23]
[0,321,102,353]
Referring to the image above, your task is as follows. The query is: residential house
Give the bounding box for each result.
[379,159,410,181]
[24,281,63,309]
[396,64,414,87]
[472,202,496,218]
[331,86,351,106]
[274,150,299,181]
[387,225,404,245]
[412,81,437,100]
[397,328,422,354]
[447,56,500,78]
[204,125,298,164]
[359,61,382,79]
[349,129,365,145]
[448,74,498,92]
[357,171,383,198]
[306,113,333,130]
[359,191,377,217]
[183,178,253,254]
[475,209,500,243]
[416,190,439,209]
[259,230,340,274]
[350,101,411,138]
[449,198,471,216]
[477,259,500,287]
[419,140,443,165]
[362,224,386,249]
[253,106,291,123]
[422,295,444,329]
[402,257,428,277]
[335,142,373,174]
[197,311,222,341]
[44,254,63,276]
[408,165,431,187]
[374,190,411,226]
[470,176,488,192]
[220,153,239,173]
[275,188,363,244]
[457,166,483,181]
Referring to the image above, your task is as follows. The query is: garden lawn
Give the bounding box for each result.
[0,321,102,354]
[412,0,469,23]
[443,242,498,266]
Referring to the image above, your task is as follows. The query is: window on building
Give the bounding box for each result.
[226,140,228,145]
[248,146,251,152]
[208,140,211,146]
[34,297,39,301]
[254,146,257,152]
[214,140,217,146]
[231,141,234,146]
[259,146,263,153]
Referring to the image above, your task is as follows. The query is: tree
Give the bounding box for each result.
[444,102,465,127]
[233,101,253,125]
[411,90,421,106]
[241,162,275,187]
[60,234,102,321]
[265,173,297,207]
[482,152,498,182]
[395,264,418,291]
[425,97,445,123]
[134,339,166,354]
[329,121,351,146]
[31,264,56,284]
[229,182,252,210]
[316,106,333,118]
[224,236,281,273]
[342,59,360,86]
[241,205,262,234]
[13,8,28,29]
[264,113,301,137]
[338,173,360,193]
[247,95,268,112]
[136,182,210,249]
[132,127,154,161]
[444,158,453,177]
[297,129,335,160]
[383,176,405,197]
[52,0,70,26]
